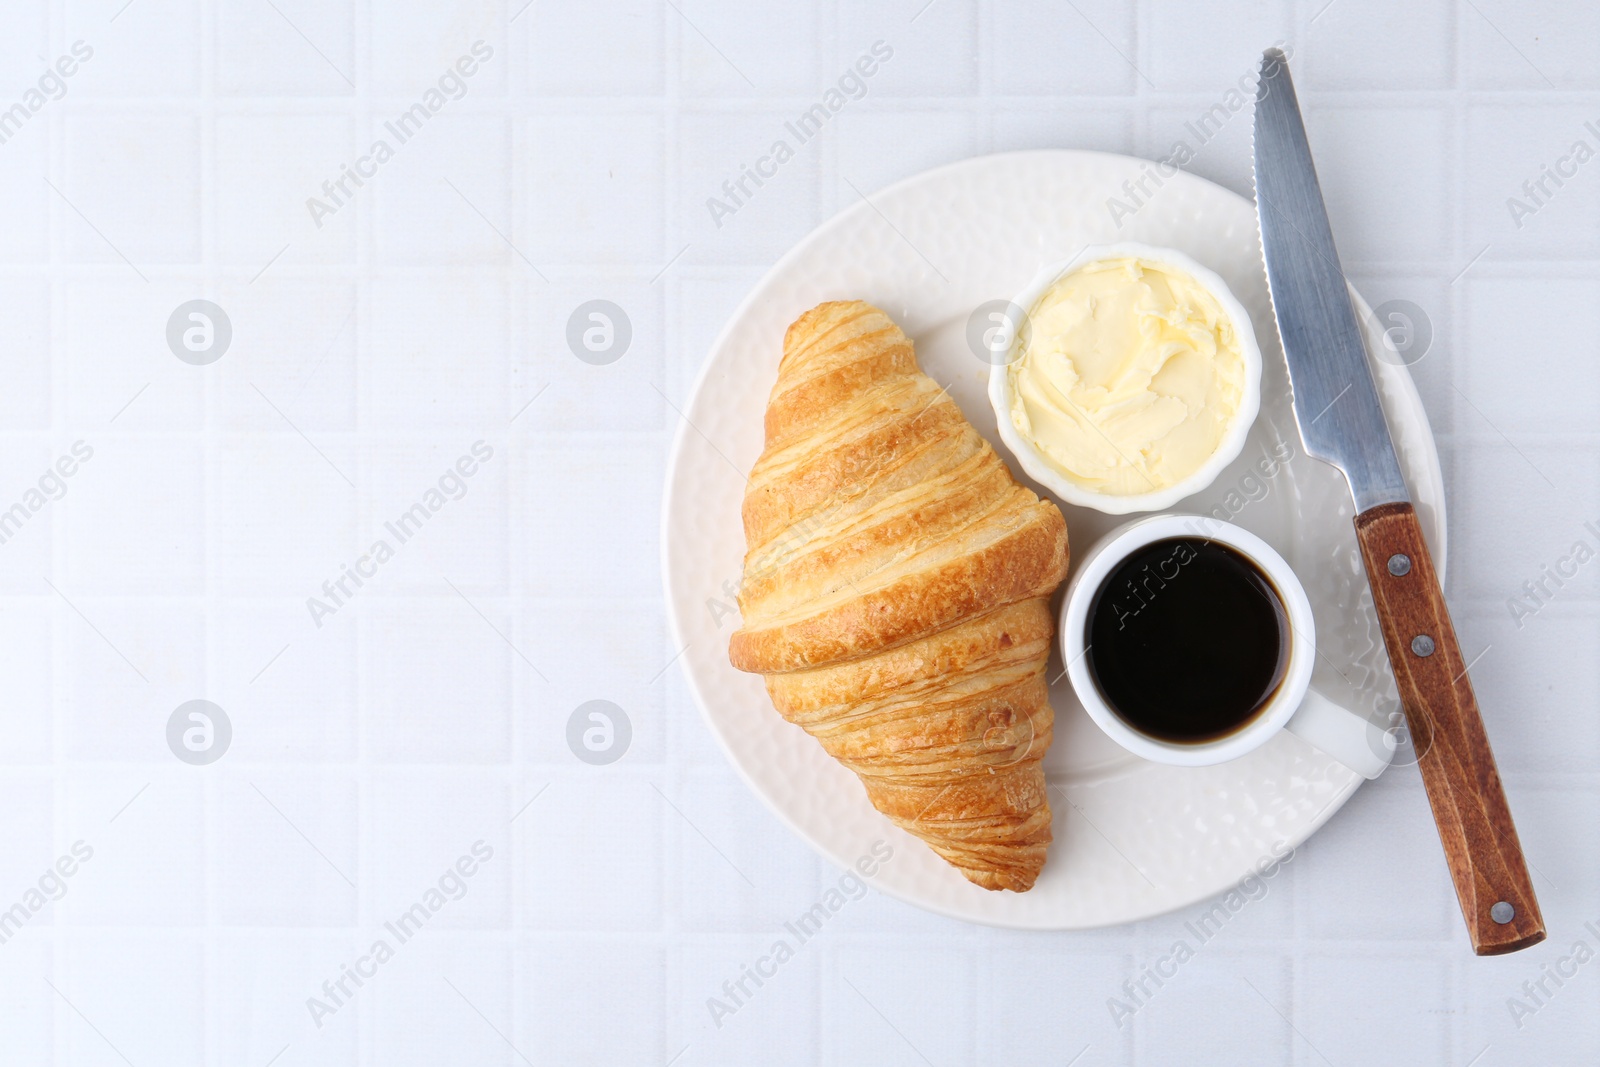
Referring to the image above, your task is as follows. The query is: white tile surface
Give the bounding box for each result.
[834,109,981,195]
[368,277,511,430]
[215,114,359,265]
[838,3,978,98]
[207,437,359,596]
[68,0,202,97]
[990,0,1137,95]
[1462,275,1600,431]
[1304,104,1454,265]
[62,279,205,429]
[211,600,359,761]
[214,279,359,432]
[523,277,666,434]
[0,937,55,1062]
[373,936,518,1064]
[1459,0,1600,90]
[521,939,667,1062]
[992,105,1133,158]
[824,946,977,1065]
[979,947,1134,1062]
[515,779,663,931]
[211,932,362,1065]
[1144,0,1291,92]
[516,440,662,597]
[518,0,665,97]
[375,115,514,265]
[674,937,821,1064]
[59,932,207,1064]
[62,115,202,265]
[0,7,50,86]
[1301,0,1456,89]
[4,1,1596,1064]
[0,440,59,592]
[521,112,665,266]
[215,0,355,97]
[1137,953,1292,1065]
[361,603,513,764]
[369,772,509,930]
[0,136,50,262]
[675,1,818,97]
[677,108,824,264]
[215,773,359,926]
[1463,105,1600,261]
[519,597,668,764]
[62,600,206,759]
[61,773,204,926]
[0,608,54,762]
[1301,953,1453,1064]
[370,7,505,97]
[65,437,205,595]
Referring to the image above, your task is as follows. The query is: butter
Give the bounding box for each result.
[1006,256,1245,497]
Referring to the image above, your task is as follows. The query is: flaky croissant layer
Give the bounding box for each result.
[730,301,1069,892]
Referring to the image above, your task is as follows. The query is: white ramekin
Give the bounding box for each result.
[986,242,1263,515]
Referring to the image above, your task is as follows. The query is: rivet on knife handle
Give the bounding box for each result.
[1354,502,1545,955]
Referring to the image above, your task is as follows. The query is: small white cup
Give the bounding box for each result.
[1060,514,1394,779]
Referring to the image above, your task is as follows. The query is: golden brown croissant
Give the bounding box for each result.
[729,300,1070,892]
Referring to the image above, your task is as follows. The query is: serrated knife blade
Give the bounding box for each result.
[1252,48,1409,513]
[1252,46,1545,956]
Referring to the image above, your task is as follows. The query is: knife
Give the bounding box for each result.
[1253,47,1545,955]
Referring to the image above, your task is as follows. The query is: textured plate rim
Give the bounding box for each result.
[660,149,1445,929]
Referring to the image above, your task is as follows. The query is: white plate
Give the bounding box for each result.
[661,151,1445,929]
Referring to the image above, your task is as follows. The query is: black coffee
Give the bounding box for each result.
[1085,537,1289,744]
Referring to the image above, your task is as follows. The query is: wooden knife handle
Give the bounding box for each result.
[1355,502,1545,955]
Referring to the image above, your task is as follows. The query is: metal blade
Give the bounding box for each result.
[1252,48,1409,512]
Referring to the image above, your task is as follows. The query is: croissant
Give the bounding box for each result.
[729,301,1070,892]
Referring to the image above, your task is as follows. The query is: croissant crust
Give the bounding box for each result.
[730,300,1070,892]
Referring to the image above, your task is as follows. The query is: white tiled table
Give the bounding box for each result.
[1,1,1596,1063]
